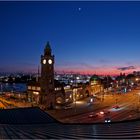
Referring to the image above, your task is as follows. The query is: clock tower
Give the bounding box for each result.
[40,42,55,107]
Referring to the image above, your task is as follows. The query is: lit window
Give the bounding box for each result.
[33,91,39,95]
[37,87,41,91]
[32,86,36,90]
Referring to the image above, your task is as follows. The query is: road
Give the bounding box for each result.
[0,96,32,109]
[49,88,140,123]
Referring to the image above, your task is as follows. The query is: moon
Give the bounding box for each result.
[78,8,82,11]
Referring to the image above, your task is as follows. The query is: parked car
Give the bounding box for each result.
[112,105,120,109]
[63,105,72,110]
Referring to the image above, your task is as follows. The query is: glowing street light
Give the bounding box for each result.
[90,98,93,103]
[76,76,80,80]
[136,78,139,81]
[99,111,104,115]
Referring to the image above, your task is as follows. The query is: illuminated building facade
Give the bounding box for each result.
[27,43,104,107]
[89,75,104,95]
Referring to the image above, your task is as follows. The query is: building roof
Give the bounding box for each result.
[90,74,101,81]
[0,107,56,124]
[1,107,140,139]
[27,80,63,88]
[28,81,40,86]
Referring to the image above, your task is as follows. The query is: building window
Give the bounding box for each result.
[32,86,36,90]
[37,87,41,91]
[33,91,39,95]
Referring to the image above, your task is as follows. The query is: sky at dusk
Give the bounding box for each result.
[1,1,140,75]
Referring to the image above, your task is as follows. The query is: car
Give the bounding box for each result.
[63,106,72,110]
[55,105,62,110]
[99,111,105,115]
[104,118,111,123]
[90,98,93,103]
[65,104,71,107]
[113,105,120,109]
[88,113,98,118]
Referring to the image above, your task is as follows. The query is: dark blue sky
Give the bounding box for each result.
[1,1,140,75]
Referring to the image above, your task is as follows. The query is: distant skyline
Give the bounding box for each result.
[1,1,140,75]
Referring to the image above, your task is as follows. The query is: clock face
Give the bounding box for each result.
[48,59,52,64]
[43,59,46,64]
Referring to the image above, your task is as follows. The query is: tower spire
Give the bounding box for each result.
[44,41,52,56]
[40,42,55,106]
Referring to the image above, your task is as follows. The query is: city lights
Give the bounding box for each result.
[33,91,39,95]
[99,111,104,115]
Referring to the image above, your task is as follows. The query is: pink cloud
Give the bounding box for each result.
[55,64,140,76]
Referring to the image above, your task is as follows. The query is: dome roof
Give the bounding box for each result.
[90,75,100,81]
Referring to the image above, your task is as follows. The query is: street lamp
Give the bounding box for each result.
[75,88,77,112]
[72,74,77,113]
[0,83,2,94]
[74,75,79,113]
[72,87,77,112]
[136,78,139,81]
[136,78,139,86]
